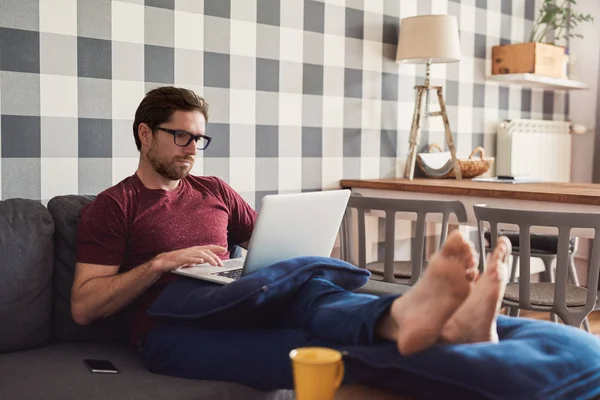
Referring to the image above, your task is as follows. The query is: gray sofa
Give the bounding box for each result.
[0,195,404,400]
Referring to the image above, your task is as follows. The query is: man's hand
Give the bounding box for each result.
[152,245,228,272]
[71,244,228,325]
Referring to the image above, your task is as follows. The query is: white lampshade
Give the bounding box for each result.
[396,15,461,64]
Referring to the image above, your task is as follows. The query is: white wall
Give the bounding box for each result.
[565,0,600,283]
[569,0,600,184]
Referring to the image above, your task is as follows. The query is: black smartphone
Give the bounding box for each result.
[84,359,119,374]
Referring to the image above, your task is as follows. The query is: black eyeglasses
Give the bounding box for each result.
[153,127,212,150]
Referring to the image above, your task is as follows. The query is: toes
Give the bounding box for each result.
[497,236,512,262]
[487,266,500,281]
[469,246,479,267]
[465,267,479,282]
[461,238,478,268]
[463,241,474,257]
[486,263,506,282]
[441,231,465,255]
[442,231,477,260]
[489,236,511,263]
[483,246,508,283]
[495,259,507,282]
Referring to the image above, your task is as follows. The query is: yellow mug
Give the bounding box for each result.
[289,347,345,400]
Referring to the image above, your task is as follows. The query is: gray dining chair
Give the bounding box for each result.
[473,204,600,331]
[483,232,579,284]
[483,230,581,326]
[339,195,468,288]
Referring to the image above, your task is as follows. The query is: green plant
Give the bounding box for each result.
[528,0,594,44]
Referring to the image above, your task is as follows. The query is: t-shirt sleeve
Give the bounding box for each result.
[215,178,258,246]
[76,193,128,267]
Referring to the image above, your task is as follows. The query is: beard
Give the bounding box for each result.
[147,142,195,181]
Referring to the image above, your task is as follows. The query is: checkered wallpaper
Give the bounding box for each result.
[0,0,568,209]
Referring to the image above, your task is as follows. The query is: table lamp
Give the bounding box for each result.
[396,14,462,180]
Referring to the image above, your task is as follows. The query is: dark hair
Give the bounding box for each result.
[132,86,209,151]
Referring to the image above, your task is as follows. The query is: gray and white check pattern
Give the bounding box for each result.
[0,0,568,208]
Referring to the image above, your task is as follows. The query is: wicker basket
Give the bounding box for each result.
[418,144,495,179]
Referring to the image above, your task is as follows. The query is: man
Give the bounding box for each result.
[72,86,600,399]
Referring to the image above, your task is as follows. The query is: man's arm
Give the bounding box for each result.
[71,260,160,325]
[71,245,227,325]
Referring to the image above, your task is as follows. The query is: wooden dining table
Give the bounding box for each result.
[339,178,600,238]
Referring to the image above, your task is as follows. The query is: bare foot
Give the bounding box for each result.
[376,230,479,355]
[440,236,511,344]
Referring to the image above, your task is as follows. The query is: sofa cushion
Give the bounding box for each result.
[0,341,294,400]
[0,198,54,353]
[47,195,129,342]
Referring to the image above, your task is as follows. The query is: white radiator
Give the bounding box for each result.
[496,119,572,182]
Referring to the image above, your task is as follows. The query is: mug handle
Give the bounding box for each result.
[334,360,345,388]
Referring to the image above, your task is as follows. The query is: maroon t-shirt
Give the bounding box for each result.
[76,173,257,344]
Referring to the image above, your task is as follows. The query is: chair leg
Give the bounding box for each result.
[582,317,592,332]
[556,311,589,331]
[566,254,591,332]
[541,256,555,282]
[507,307,520,317]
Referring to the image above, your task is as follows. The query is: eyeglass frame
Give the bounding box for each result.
[151,126,213,150]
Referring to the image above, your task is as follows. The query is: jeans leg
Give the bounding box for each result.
[280,277,398,345]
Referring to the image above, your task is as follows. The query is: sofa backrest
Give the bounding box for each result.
[47,195,129,342]
[1,194,245,351]
[0,198,55,354]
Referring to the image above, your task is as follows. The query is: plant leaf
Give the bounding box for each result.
[541,9,559,24]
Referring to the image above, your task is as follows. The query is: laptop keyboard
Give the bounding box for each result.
[213,268,243,280]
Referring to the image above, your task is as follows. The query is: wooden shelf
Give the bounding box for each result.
[486,73,588,90]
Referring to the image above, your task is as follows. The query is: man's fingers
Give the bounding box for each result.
[184,252,220,267]
[172,247,226,268]
[179,257,206,268]
[202,245,228,253]
[200,251,223,266]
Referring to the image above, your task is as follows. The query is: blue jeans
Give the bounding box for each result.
[140,278,600,400]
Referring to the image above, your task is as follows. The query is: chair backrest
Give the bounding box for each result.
[340,195,468,285]
[473,204,600,320]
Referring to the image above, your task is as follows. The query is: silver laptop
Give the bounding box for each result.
[172,189,351,285]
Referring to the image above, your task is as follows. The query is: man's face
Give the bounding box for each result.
[146,110,206,181]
